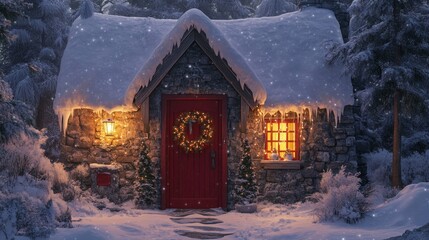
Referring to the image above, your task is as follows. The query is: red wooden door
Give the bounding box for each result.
[162,95,227,209]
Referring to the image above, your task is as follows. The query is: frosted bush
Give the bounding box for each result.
[0,133,52,181]
[0,131,71,237]
[53,163,69,187]
[0,133,52,184]
[70,164,91,192]
[313,166,367,224]
[52,163,74,201]
[71,164,90,180]
[0,192,55,239]
[365,149,429,186]
[402,132,429,155]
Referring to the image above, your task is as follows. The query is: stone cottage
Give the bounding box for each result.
[55,7,356,209]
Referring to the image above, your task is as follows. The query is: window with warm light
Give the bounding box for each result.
[264,111,300,160]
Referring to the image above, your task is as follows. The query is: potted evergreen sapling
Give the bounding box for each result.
[234,140,258,213]
[135,141,157,209]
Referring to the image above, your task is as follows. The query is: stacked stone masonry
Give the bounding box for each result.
[61,108,145,203]
[148,42,242,210]
[60,42,359,208]
[246,105,359,204]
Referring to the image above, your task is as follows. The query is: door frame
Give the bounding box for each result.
[161,94,228,209]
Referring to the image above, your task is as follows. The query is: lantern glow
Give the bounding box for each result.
[103,118,115,136]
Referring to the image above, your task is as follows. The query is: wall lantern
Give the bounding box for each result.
[103,118,115,136]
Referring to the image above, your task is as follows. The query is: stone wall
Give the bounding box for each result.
[247,105,359,204]
[148,42,243,210]
[61,108,145,203]
[60,43,360,208]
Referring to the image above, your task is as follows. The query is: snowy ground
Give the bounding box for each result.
[48,183,429,240]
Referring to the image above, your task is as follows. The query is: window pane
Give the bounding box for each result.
[272,123,279,131]
[265,119,300,160]
[288,142,295,151]
[280,123,286,131]
[279,142,286,151]
[273,134,278,141]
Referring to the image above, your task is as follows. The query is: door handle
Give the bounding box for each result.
[210,150,216,169]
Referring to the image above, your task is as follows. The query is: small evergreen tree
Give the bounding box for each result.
[135,141,157,208]
[234,140,257,205]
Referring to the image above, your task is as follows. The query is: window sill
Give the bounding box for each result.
[260,160,303,170]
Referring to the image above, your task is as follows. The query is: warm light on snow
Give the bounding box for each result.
[49,183,429,239]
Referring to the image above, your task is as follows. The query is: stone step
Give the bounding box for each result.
[188,226,228,232]
[169,209,226,217]
[170,217,223,225]
[174,230,233,239]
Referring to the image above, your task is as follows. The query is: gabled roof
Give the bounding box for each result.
[131,13,262,109]
[55,8,353,118]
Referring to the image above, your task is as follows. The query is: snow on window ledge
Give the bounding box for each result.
[259,160,303,170]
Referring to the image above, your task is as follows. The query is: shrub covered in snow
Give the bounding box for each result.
[0,100,71,238]
[70,163,91,190]
[365,148,429,204]
[366,149,429,186]
[0,192,55,239]
[313,166,367,224]
[52,162,76,202]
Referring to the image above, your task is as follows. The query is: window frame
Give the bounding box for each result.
[264,111,300,160]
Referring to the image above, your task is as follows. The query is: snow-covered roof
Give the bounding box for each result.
[55,8,352,116]
[128,9,266,108]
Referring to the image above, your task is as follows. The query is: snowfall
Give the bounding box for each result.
[40,182,429,240]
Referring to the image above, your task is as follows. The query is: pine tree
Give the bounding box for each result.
[234,140,257,205]
[330,0,429,188]
[135,141,157,208]
[255,0,297,17]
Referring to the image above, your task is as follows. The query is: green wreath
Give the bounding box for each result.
[173,111,214,152]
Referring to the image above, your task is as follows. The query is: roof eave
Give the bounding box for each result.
[132,27,259,110]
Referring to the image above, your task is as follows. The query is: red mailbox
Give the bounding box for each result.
[96,172,111,186]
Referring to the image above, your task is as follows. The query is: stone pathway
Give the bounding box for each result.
[169,209,234,239]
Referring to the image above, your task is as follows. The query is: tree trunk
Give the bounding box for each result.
[391,0,402,188]
[392,89,402,188]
